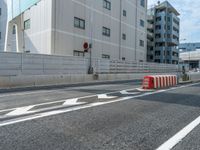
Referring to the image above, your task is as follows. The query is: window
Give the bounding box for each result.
[156,17,161,21]
[122,33,126,40]
[0,8,1,16]
[73,50,84,57]
[140,0,145,7]
[140,19,145,27]
[155,34,161,38]
[140,40,144,47]
[122,57,126,61]
[123,10,127,17]
[24,19,30,30]
[103,0,111,10]
[12,26,16,34]
[74,17,85,30]
[102,54,110,59]
[0,32,1,40]
[155,25,161,30]
[102,27,111,37]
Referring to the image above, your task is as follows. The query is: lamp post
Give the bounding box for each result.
[179,39,187,74]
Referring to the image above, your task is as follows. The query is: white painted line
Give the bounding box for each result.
[6,106,35,116]
[97,94,117,99]
[0,88,138,114]
[0,82,199,127]
[156,115,200,150]
[63,98,86,106]
[120,90,140,95]
[136,88,155,92]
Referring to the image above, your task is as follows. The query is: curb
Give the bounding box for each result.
[0,79,142,94]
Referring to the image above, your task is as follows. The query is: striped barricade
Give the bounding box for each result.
[142,75,177,89]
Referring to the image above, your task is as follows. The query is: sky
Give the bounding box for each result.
[148,0,200,43]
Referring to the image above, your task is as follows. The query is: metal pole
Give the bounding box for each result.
[88,1,94,74]
[119,0,122,60]
[134,0,138,61]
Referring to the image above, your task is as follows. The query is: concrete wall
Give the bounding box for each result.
[189,73,200,81]
[0,73,176,88]
[0,52,89,76]
[0,52,178,76]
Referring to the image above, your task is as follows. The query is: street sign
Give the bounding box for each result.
[83,42,89,52]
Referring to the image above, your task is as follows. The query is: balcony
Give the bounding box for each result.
[147,15,154,21]
[147,24,154,29]
[147,41,154,47]
[147,32,154,39]
[147,50,154,55]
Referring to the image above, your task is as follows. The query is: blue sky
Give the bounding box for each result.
[148,0,200,43]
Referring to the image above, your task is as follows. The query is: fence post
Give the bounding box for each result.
[21,53,23,75]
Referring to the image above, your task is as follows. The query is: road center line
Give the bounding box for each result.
[0,82,199,127]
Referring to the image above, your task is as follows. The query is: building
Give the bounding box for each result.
[1,0,147,62]
[147,9,155,62]
[147,1,180,64]
[180,50,200,70]
[0,0,7,51]
[179,43,200,69]
[179,42,200,53]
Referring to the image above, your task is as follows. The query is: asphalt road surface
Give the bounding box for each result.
[0,81,200,150]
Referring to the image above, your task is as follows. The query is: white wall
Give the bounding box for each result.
[0,0,7,51]
[4,0,147,62]
[51,0,147,61]
[22,0,53,54]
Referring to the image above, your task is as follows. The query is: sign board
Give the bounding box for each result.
[8,0,41,21]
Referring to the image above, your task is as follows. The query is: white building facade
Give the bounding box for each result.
[2,0,147,62]
[0,0,7,51]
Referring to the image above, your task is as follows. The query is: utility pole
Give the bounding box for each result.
[88,1,94,74]
[119,0,122,60]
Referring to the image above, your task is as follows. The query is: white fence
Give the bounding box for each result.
[0,52,178,76]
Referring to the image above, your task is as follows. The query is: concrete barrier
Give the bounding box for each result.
[0,73,177,89]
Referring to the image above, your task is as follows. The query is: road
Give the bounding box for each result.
[0,80,200,150]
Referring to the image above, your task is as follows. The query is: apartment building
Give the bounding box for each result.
[2,0,147,62]
[147,1,180,64]
[0,0,7,51]
[147,9,154,62]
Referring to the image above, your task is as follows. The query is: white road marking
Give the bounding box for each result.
[120,90,140,95]
[136,88,155,92]
[0,88,138,114]
[97,94,117,99]
[63,98,86,106]
[156,115,200,150]
[6,106,35,116]
[0,82,199,127]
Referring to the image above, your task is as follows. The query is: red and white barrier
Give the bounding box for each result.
[142,75,177,89]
